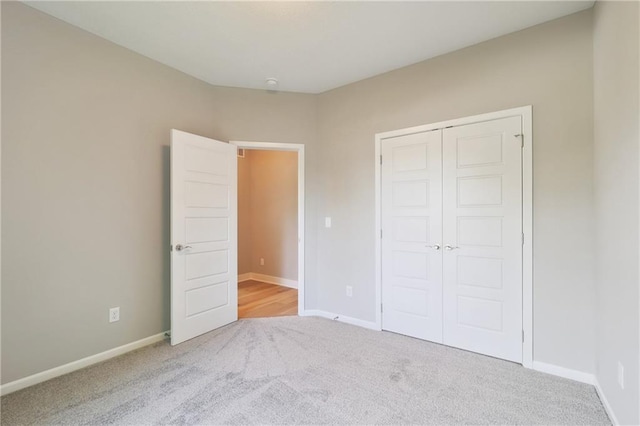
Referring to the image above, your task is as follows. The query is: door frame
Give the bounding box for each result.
[230,141,306,315]
[374,106,533,368]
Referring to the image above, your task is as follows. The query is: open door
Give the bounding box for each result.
[170,129,237,345]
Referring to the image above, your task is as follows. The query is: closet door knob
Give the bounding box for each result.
[175,244,192,252]
[444,245,459,251]
[426,244,440,250]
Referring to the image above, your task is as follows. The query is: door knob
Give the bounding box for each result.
[426,244,441,250]
[175,244,192,252]
[444,245,459,251]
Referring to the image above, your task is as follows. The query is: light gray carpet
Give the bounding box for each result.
[1,316,609,425]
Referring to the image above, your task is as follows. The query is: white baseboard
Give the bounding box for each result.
[238,272,252,282]
[594,378,620,425]
[1,331,168,396]
[532,361,595,385]
[301,309,380,331]
[239,272,298,289]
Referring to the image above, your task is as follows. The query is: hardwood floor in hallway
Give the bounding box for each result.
[238,280,298,318]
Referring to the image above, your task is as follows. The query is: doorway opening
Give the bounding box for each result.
[231,141,305,319]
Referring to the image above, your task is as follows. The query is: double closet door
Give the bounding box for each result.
[381,116,523,363]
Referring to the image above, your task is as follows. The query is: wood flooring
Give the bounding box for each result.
[238,280,298,318]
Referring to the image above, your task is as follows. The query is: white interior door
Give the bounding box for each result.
[441,116,523,362]
[171,129,237,345]
[381,130,443,342]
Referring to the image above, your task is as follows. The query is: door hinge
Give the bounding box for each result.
[515,133,524,148]
[381,304,384,313]
[522,330,525,343]
[380,155,383,165]
[522,233,525,246]
[380,229,383,239]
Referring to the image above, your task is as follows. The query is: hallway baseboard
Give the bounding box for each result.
[238,273,252,282]
[238,272,298,289]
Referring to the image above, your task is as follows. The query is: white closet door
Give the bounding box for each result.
[381,130,443,342]
[441,116,523,362]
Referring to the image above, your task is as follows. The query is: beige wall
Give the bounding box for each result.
[316,10,596,373]
[238,150,298,280]
[238,152,252,275]
[593,2,640,424]
[4,0,638,397]
[1,2,317,384]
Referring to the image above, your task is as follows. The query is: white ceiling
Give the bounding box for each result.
[25,1,594,94]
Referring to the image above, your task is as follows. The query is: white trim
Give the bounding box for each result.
[301,310,380,331]
[229,141,303,152]
[238,272,252,282]
[521,106,534,369]
[374,106,534,368]
[375,137,382,331]
[376,107,531,140]
[1,331,168,396]
[532,361,595,385]
[239,272,298,289]
[229,141,305,315]
[595,378,620,425]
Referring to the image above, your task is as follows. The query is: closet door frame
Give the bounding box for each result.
[374,105,533,368]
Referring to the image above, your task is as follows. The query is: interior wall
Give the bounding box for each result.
[5,0,636,398]
[237,150,299,281]
[316,10,596,373]
[249,150,298,281]
[238,152,252,275]
[1,2,318,384]
[593,1,640,424]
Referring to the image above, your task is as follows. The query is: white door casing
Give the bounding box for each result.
[171,129,238,345]
[381,130,443,342]
[442,116,523,362]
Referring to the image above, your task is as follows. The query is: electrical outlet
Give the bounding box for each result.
[109,307,120,323]
[346,286,353,297]
[618,361,624,389]
[260,258,265,266]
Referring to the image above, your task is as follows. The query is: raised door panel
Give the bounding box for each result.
[442,116,523,362]
[381,130,443,342]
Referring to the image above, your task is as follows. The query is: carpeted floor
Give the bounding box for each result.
[1,316,609,425]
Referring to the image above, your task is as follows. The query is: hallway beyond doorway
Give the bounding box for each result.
[238,280,298,318]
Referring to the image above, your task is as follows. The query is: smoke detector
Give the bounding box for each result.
[265,78,279,91]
